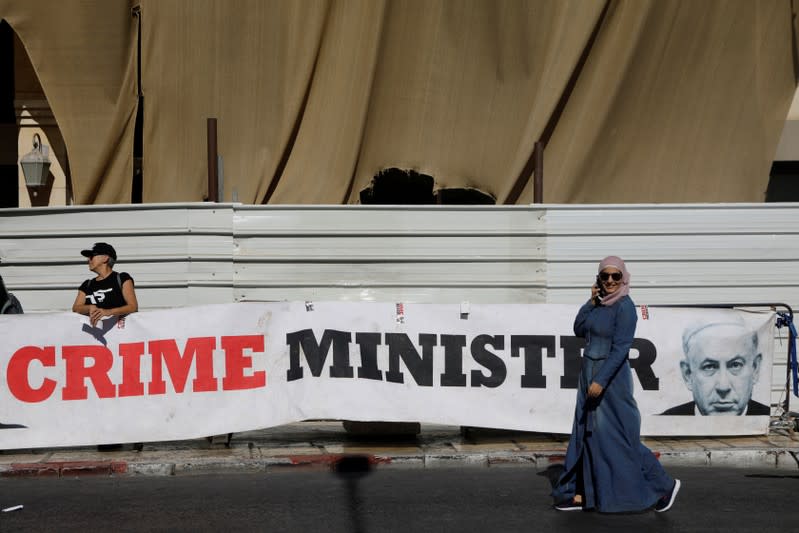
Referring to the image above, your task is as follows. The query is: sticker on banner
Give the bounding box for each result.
[396,303,405,324]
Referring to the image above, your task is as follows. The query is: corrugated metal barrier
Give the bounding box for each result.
[1,202,798,411]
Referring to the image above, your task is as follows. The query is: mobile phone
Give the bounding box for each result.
[594,274,607,305]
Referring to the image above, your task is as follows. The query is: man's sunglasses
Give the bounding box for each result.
[599,271,623,282]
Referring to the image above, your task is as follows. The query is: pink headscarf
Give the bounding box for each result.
[598,255,630,307]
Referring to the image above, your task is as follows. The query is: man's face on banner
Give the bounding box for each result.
[680,325,762,416]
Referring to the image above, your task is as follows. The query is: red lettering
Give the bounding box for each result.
[148,337,218,394]
[7,346,57,403]
[118,342,146,397]
[6,334,264,403]
[62,345,115,400]
[221,335,266,390]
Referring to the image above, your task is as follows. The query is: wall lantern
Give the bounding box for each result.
[20,133,51,187]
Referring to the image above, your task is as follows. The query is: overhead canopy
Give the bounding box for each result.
[1,0,796,205]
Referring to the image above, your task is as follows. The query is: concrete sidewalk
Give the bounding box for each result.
[2,421,798,478]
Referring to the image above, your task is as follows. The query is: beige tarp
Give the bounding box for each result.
[1,0,137,205]
[2,0,796,205]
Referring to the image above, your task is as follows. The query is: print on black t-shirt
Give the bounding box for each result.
[79,272,134,309]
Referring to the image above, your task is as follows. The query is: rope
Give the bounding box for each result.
[776,312,798,397]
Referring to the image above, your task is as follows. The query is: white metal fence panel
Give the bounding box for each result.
[545,204,799,308]
[0,204,234,311]
[232,205,546,304]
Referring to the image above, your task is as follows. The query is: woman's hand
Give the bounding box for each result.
[587,382,604,398]
[89,306,110,326]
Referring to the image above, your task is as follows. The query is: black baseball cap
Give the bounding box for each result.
[81,242,117,261]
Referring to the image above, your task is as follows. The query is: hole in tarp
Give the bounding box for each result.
[359,167,495,205]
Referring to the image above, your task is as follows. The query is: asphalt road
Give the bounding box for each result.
[0,465,797,532]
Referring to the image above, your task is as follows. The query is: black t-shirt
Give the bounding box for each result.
[79,272,134,309]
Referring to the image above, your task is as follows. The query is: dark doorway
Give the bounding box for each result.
[0,20,18,208]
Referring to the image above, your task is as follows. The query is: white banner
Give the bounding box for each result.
[0,302,775,448]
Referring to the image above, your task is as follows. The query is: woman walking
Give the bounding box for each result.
[551,256,680,513]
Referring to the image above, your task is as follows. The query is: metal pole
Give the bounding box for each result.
[207,118,218,202]
[533,141,544,204]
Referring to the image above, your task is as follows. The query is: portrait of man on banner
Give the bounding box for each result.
[661,321,770,416]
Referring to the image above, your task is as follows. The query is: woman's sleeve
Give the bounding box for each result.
[573,301,595,337]
[592,299,637,388]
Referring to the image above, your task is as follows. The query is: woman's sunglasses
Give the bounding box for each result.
[599,271,623,282]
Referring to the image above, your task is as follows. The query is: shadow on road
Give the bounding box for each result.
[537,464,564,489]
[334,455,373,533]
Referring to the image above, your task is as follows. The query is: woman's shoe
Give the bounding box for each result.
[654,479,681,512]
[554,498,583,511]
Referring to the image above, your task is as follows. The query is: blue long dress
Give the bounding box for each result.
[551,295,674,513]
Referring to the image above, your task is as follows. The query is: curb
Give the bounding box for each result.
[0,461,128,477]
[2,449,797,478]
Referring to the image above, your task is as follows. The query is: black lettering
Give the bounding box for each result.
[355,332,383,380]
[511,335,555,388]
[386,333,435,386]
[470,335,506,388]
[629,338,659,390]
[286,329,352,381]
[559,336,585,389]
[440,334,467,386]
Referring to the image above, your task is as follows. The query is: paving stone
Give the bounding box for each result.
[127,463,176,476]
[658,451,710,467]
[513,440,566,452]
[450,442,521,453]
[47,450,140,462]
[60,461,126,476]
[174,460,265,475]
[766,435,799,446]
[420,443,458,453]
[720,437,773,447]
[0,464,61,477]
[641,439,675,450]
[261,457,295,468]
[322,444,421,455]
[709,450,778,468]
[375,455,425,470]
[487,451,538,467]
[425,453,488,468]
[685,439,734,450]
[0,453,52,465]
[255,446,322,457]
